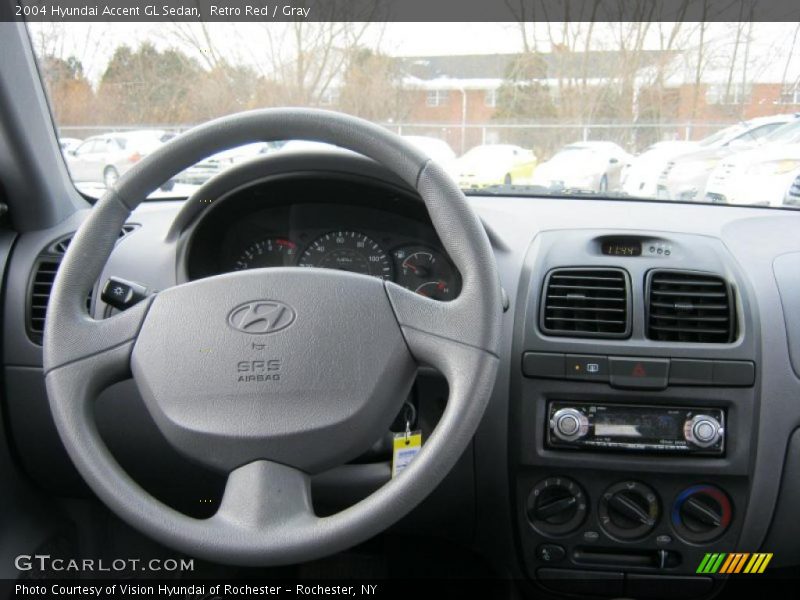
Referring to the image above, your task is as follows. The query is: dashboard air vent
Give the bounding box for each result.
[27,259,60,343]
[50,223,138,255]
[647,270,735,343]
[540,268,631,338]
[26,225,135,344]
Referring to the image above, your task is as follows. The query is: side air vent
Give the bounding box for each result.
[647,270,735,343]
[49,223,138,255]
[27,259,60,343]
[540,268,631,338]
[26,224,136,344]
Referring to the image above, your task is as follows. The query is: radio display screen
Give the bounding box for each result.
[593,410,680,440]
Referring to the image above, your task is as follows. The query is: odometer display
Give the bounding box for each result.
[299,231,393,280]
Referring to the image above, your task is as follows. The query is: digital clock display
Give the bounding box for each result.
[601,240,642,256]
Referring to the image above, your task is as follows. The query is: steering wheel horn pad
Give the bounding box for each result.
[43,109,501,565]
[132,268,416,473]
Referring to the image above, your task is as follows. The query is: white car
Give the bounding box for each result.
[656,114,800,201]
[621,141,699,198]
[531,142,631,193]
[175,142,273,185]
[65,130,172,188]
[705,120,800,206]
[785,172,800,206]
[401,136,457,165]
[276,136,456,167]
[704,144,800,207]
[58,137,82,154]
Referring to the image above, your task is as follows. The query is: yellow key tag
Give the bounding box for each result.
[392,431,422,478]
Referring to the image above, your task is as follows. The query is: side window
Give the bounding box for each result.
[75,140,98,155]
[738,123,783,142]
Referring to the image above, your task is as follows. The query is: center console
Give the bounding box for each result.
[511,230,759,598]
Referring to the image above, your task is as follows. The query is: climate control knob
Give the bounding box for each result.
[599,481,660,540]
[684,415,723,448]
[672,485,732,543]
[527,477,588,536]
[550,408,590,442]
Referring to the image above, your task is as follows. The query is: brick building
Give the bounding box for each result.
[382,50,800,155]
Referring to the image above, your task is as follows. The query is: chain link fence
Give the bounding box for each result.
[59,121,737,159]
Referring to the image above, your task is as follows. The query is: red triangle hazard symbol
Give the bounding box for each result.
[632,363,647,377]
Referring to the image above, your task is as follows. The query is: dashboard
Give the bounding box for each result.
[4,149,800,598]
[184,176,460,301]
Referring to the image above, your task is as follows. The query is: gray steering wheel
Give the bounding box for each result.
[43,109,502,566]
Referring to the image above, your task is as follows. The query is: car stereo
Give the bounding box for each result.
[546,401,725,455]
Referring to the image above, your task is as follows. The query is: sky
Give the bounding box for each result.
[27,21,800,87]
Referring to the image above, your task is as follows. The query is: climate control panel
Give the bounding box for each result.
[517,470,741,590]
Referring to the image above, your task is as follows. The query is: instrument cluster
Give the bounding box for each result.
[184,177,461,301]
[229,230,458,301]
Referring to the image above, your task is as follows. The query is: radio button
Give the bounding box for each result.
[609,357,669,390]
[565,355,609,382]
[684,414,723,448]
[551,408,590,442]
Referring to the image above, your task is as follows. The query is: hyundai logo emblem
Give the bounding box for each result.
[227,300,296,334]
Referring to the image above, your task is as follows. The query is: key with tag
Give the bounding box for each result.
[392,414,422,478]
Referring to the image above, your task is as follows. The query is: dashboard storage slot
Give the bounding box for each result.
[572,547,681,569]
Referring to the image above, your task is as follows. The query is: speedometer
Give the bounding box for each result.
[299,231,393,280]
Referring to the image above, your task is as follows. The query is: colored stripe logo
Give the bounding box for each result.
[697,553,773,574]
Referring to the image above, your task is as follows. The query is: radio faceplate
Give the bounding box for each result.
[547,402,725,455]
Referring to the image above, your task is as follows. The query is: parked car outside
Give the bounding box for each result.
[784,171,800,206]
[450,144,537,189]
[621,140,699,197]
[656,114,800,201]
[174,142,274,185]
[530,141,631,193]
[64,129,173,188]
[401,135,457,165]
[58,137,82,154]
[704,119,800,206]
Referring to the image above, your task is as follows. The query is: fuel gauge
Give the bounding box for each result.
[394,246,459,301]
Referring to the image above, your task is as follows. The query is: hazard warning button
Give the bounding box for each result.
[609,357,669,390]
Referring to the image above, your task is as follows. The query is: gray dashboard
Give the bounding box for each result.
[3,152,800,592]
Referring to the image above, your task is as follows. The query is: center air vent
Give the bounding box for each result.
[647,270,735,343]
[540,268,631,338]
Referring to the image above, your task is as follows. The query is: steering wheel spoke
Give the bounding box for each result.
[44,297,153,395]
[214,460,316,533]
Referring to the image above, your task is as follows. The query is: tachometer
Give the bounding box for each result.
[394,246,458,301]
[233,237,297,270]
[299,231,393,280]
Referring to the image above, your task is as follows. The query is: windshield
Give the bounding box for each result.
[29,20,800,209]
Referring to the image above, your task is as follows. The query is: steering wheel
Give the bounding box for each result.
[43,109,502,566]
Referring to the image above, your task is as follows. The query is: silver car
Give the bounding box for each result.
[65,130,173,188]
